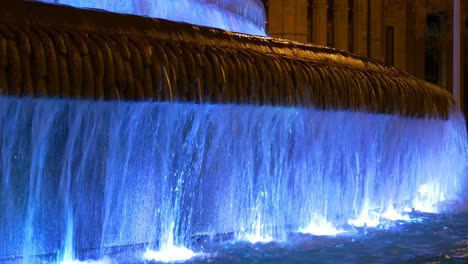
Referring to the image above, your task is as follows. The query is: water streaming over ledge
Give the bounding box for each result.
[34,0,267,36]
[0,97,466,262]
[0,1,454,119]
[0,1,467,263]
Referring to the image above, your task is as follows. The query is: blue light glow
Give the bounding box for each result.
[34,0,267,36]
[0,97,466,262]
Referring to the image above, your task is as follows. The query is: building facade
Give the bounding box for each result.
[262,0,467,115]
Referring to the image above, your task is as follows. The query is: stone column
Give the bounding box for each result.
[268,0,309,42]
[369,0,384,62]
[312,0,328,46]
[383,0,407,70]
[333,0,349,51]
[406,1,426,80]
[453,0,462,108]
[353,0,367,56]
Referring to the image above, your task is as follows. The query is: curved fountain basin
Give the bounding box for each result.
[0,1,467,263]
[0,1,455,119]
[33,0,267,36]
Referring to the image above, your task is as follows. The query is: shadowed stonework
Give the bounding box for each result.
[0,1,466,263]
[0,1,454,118]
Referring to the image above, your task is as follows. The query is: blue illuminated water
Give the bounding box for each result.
[188,212,468,264]
[34,0,267,36]
[3,1,466,263]
[0,97,467,263]
[19,213,467,263]
[113,212,468,264]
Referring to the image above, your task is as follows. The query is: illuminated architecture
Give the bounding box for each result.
[263,0,467,115]
[0,1,466,263]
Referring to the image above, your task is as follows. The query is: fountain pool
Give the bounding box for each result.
[0,1,467,263]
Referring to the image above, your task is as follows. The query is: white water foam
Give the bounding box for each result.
[300,219,345,236]
[1,99,466,260]
[243,233,274,244]
[143,246,201,262]
[381,206,410,221]
[239,212,274,243]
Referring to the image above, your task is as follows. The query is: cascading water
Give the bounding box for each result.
[1,1,467,263]
[33,0,267,36]
[1,97,467,263]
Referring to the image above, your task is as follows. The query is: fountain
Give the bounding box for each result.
[34,0,267,36]
[0,1,467,263]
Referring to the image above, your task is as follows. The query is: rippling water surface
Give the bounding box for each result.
[199,212,468,264]
[56,212,467,264]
